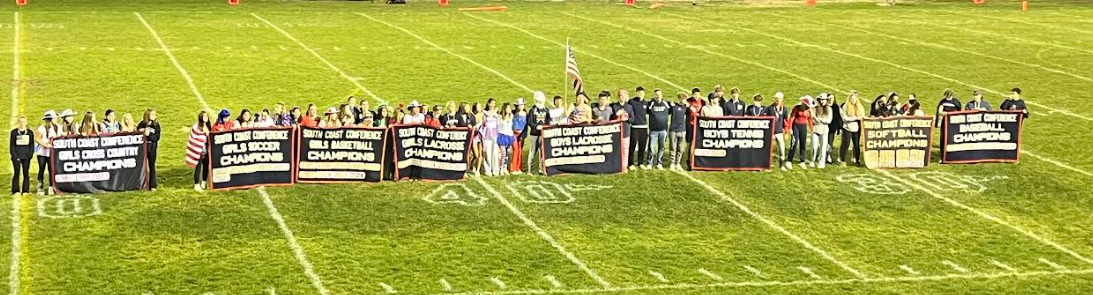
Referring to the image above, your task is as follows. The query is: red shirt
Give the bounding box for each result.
[300,115,318,128]
[790,105,813,127]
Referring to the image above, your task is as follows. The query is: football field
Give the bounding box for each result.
[4,0,1093,294]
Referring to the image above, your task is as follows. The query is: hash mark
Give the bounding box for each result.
[992,260,1017,272]
[743,265,762,277]
[649,270,669,283]
[797,266,822,279]
[899,265,920,275]
[544,275,563,288]
[698,268,723,281]
[942,260,968,273]
[490,277,506,290]
[439,279,453,292]
[1040,258,1066,270]
[378,283,397,293]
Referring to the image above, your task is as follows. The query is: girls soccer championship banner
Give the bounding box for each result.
[50,132,148,193]
[297,126,387,183]
[862,116,934,169]
[390,125,473,181]
[941,110,1023,164]
[690,116,775,171]
[540,120,628,176]
[208,127,296,190]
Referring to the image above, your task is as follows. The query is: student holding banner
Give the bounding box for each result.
[722,87,745,116]
[840,91,866,167]
[569,93,592,124]
[593,92,614,123]
[767,92,789,170]
[965,89,992,111]
[10,116,33,195]
[525,92,550,175]
[670,92,690,171]
[79,112,101,136]
[870,94,888,118]
[121,113,137,132]
[319,107,340,128]
[102,109,121,133]
[1000,87,1029,118]
[137,109,161,191]
[187,111,211,191]
[35,111,58,195]
[935,89,962,126]
[787,96,812,169]
[236,109,254,129]
[745,94,765,117]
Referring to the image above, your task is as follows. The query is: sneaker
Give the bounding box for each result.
[818,163,826,169]
[194,184,203,191]
[641,165,651,170]
[48,187,55,195]
[808,161,815,168]
[511,171,523,175]
[628,165,636,170]
[799,162,808,170]
[37,190,44,196]
[656,164,664,170]
[780,164,788,171]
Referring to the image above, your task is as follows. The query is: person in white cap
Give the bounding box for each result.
[811,94,833,169]
[510,98,528,174]
[319,107,340,128]
[767,92,790,170]
[402,100,426,125]
[524,92,551,174]
[787,95,813,169]
[59,109,78,136]
[34,110,59,195]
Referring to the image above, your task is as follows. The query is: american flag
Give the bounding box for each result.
[565,42,584,95]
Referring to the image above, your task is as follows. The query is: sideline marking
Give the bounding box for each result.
[797,266,822,280]
[258,187,330,295]
[698,268,723,281]
[676,170,867,279]
[135,13,211,113]
[10,194,21,295]
[743,265,762,277]
[379,282,397,293]
[648,271,669,283]
[544,275,563,289]
[942,260,968,273]
[899,265,920,276]
[471,176,614,290]
[992,260,1017,272]
[491,278,507,290]
[10,11,19,128]
[1040,258,1066,270]
[1021,150,1092,177]
[440,279,454,292]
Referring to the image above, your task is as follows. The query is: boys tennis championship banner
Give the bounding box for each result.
[390,125,473,181]
[209,128,295,190]
[50,132,148,193]
[690,116,775,171]
[862,116,933,169]
[541,120,628,176]
[942,110,1023,164]
[297,126,387,183]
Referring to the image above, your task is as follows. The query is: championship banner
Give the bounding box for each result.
[862,116,933,169]
[50,132,147,194]
[209,127,295,190]
[541,120,628,176]
[690,116,774,171]
[390,125,472,181]
[297,126,387,183]
[942,110,1023,164]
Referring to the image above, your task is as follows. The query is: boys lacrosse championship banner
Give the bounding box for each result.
[941,110,1023,164]
[540,120,628,176]
[690,116,775,171]
[209,127,296,190]
[297,126,387,183]
[390,125,473,181]
[862,116,933,169]
[50,132,148,194]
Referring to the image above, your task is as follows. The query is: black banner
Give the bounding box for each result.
[541,120,628,176]
[942,110,1023,164]
[690,116,774,171]
[297,126,387,183]
[209,128,295,190]
[390,125,472,181]
[50,132,147,194]
[862,116,933,169]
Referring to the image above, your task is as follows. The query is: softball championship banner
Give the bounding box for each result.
[541,120,628,176]
[50,132,148,194]
[690,116,775,171]
[390,125,472,181]
[209,128,295,190]
[862,116,933,169]
[297,126,387,183]
[942,110,1023,164]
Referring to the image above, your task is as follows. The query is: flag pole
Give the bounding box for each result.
[564,38,569,108]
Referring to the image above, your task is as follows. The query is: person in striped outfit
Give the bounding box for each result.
[187,111,212,191]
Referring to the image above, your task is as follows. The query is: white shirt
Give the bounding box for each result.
[402,113,425,125]
[35,125,58,157]
[548,107,567,125]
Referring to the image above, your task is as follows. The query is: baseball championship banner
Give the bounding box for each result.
[209,127,295,190]
[50,132,148,193]
[297,126,387,183]
[390,125,473,181]
[942,110,1023,164]
[862,116,933,169]
[690,116,775,171]
[541,120,628,176]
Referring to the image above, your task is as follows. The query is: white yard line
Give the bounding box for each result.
[357,13,533,93]
[471,176,614,290]
[917,21,1093,56]
[10,194,21,295]
[941,260,968,273]
[675,171,867,279]
[10,11,20,128]
[135,13,211,113]
[1040,258,1066,270]
[462,13,686,92]
[250,13,387,105]
[875,170,1093,266]
[992,260,1017,272]
[258,187,330,295]
[1020,150,1093,177]
[697,268,723,281]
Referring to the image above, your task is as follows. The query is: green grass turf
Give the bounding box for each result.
[2,0,1093,294]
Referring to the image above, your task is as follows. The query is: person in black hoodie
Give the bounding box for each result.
[627,86,650,169]
[999,87,1029,119]
[137,109,161,191]
[826,93,842,164]
[745,94,766,116]
[10,116,33,195]
[523,91,551,175]
[646,89,671,169]
[722,87,745,116]
[670,92,690,171]
[935,88,962,127]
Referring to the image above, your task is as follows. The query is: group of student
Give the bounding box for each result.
[10,108,162,195]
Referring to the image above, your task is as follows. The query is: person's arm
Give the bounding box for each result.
[10,130,17,159]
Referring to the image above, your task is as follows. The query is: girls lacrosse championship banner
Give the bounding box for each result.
[389,124,473,181]
[690,116,775,171]
[540,120,629,176]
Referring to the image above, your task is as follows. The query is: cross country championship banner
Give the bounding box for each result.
[209,128,296,190]
[297,126,387,183]
[942,110,1023,164]
[690,116,775,171]
[862,116,933,169]
[541,120,628,176]
[50,132,148,194]
[390,125,473,181]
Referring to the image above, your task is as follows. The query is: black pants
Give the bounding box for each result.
[787,124,808,163]
[193,154,208,185]
[840,131,862,166]
[11,158,30,194]
[827,129,838,162]
[629,127,649,166]
[36,155,50,189]
[147,142,158,189]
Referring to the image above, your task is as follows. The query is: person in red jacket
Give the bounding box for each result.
[787,95,813,169]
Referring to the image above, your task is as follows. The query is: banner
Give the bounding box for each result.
[209,127,295,190]
[390,125,472,181]
[690,116,774,171]
[50,132,147,193]
[942,110,1023,164]
[541,120,628,176]
[297,126,387,183]
[862,116,933,169]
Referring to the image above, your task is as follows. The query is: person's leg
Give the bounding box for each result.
[636,129,649,167]
[148,144,158,189]
[773,133,786,168]
[817,131,829,168]
[810,133,820,165]
[787,132,798,163]
[524,134,539,174]
[668,132,680,168]
[656,131,667,167]
[485,140,499,175]
[36,155,46,193]
[827,131,837,163]
[510,133,522,173]
[11,159,19,194]
[851,131,862,166]
[499,145,510,174]
[647,131,661,167]
[795,125,808,164]
[19,158,30,194]
[840,131,851,165]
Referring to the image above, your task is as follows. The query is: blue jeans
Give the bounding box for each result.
[647,130,667,166]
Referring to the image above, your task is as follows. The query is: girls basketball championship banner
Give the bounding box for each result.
[297,126,387,183]
[862,116,933,169]
[540,120,628,176]
[942,110,1023,164]
[50,132,148,194]
[690,116,775,171]
[390,125,473,181]
[208,127,296,190]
